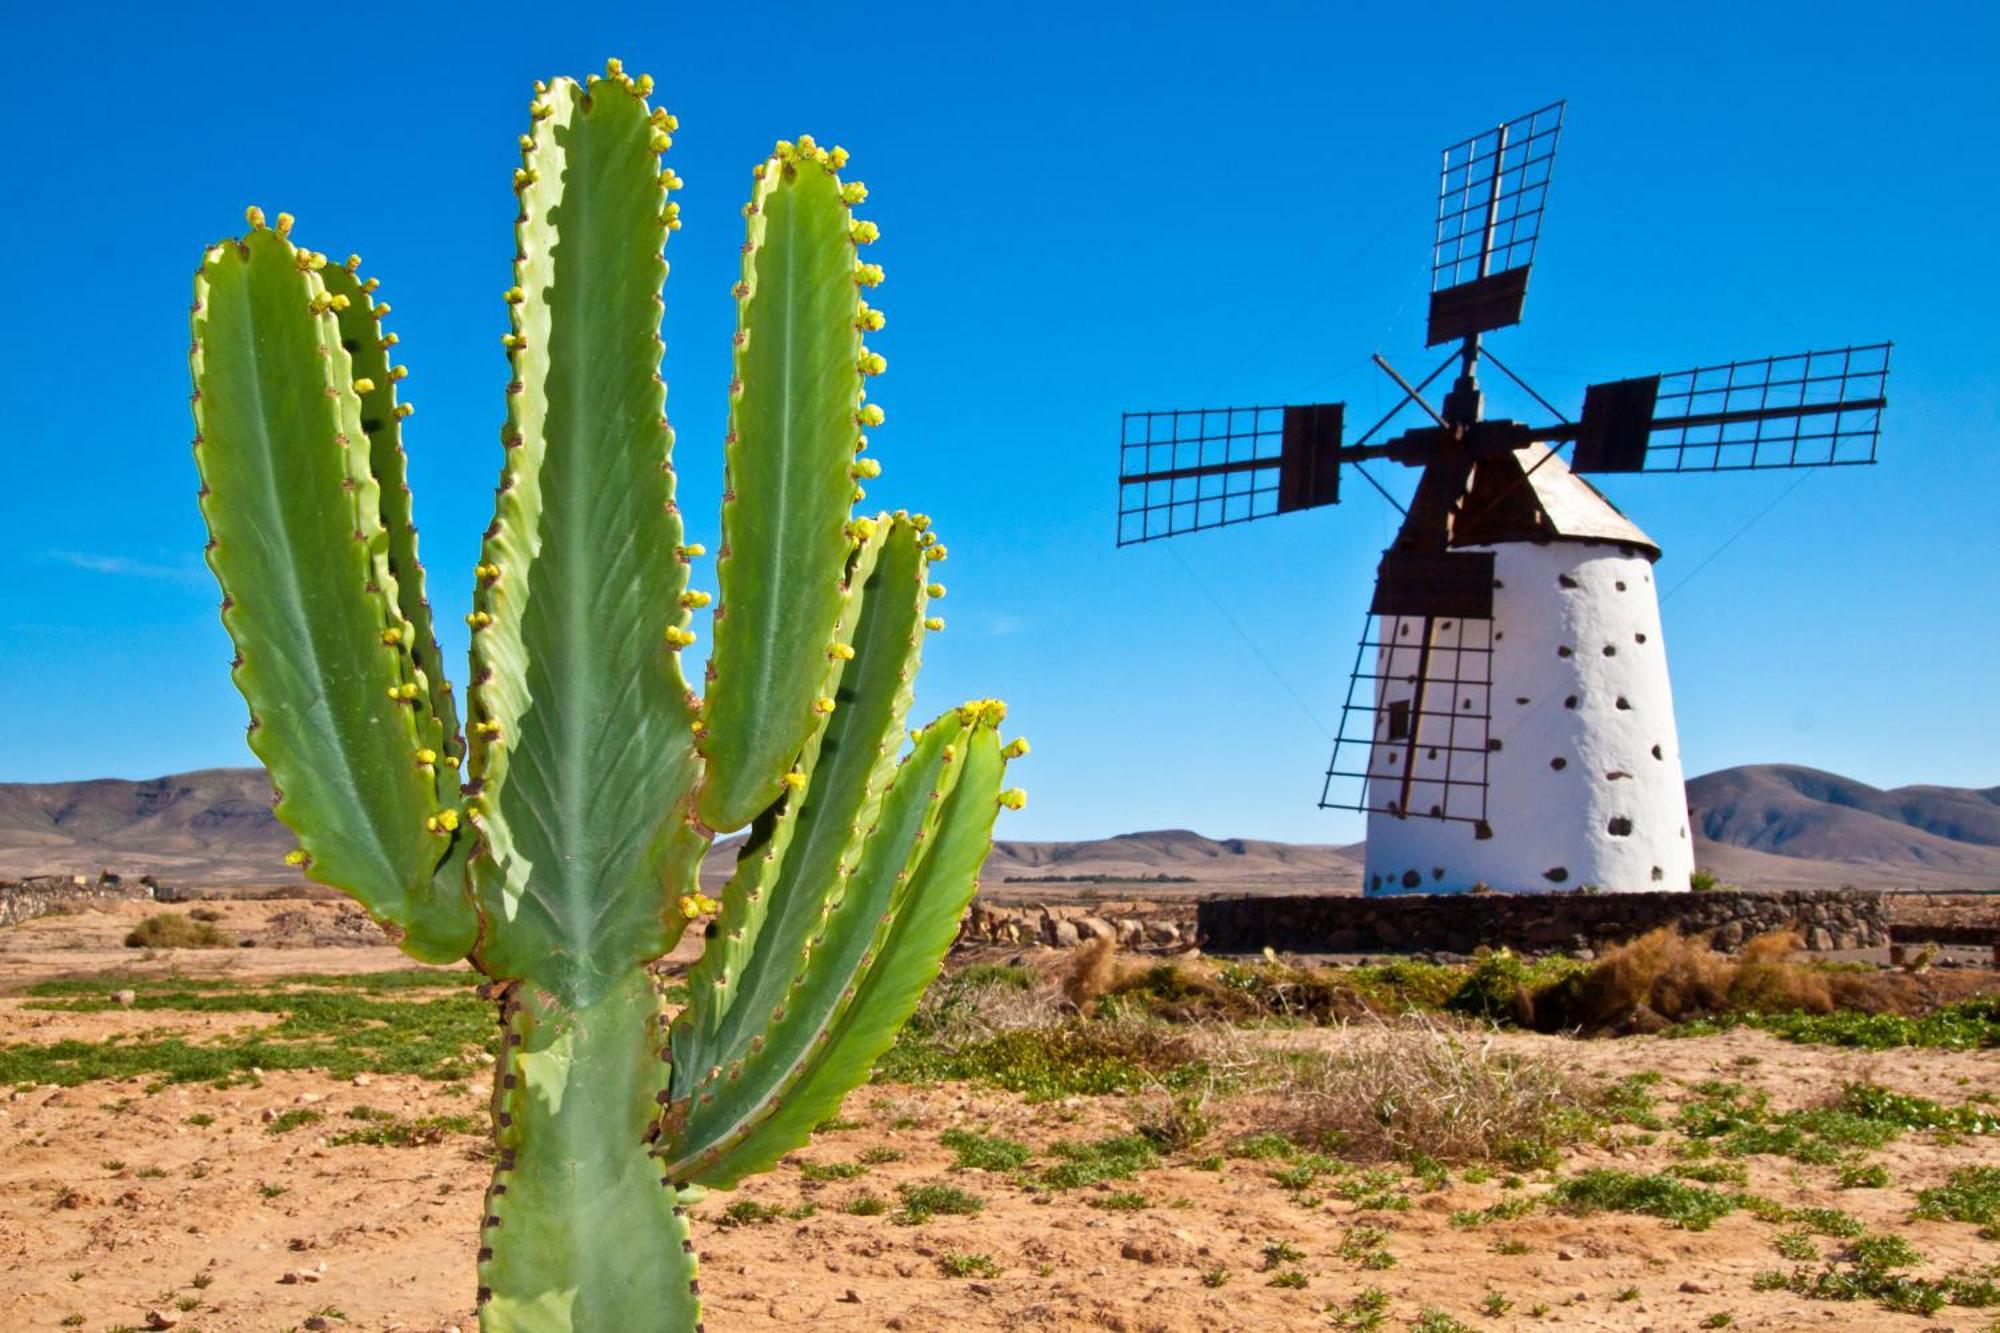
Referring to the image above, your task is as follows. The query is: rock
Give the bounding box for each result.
[1051,919,1080,949]
[1556,1248,1576,1261]
[1144,921,1180,946]
[303,1319,333,1332]
[143,1312,178,1330]
[1115,918,1145,945]
[1678,1280,1712,1294]
[1075,916,1116,943]
[839,1289,862,1304]
[111,989,137,1008]
[352,1074,372,1087]
[1807,926,1834,952]
[278,1268,321,1284]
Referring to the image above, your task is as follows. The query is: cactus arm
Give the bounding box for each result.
[670,515,928,1087]
[659,703,1006,1186]
[695,145,875,832]
[318,260,464,789]
[478,967,699,1330]
[465,74,703,1004]
[682,718,1005,1186]
[191,223,475,962]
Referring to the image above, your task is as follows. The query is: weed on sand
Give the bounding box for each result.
[1,972,489,1087]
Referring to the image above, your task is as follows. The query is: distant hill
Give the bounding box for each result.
[1687,765,2000,892]
[1,764,1993,892]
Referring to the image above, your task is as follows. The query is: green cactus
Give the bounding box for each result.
[188,59,1025,1332]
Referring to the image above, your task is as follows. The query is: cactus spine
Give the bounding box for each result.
[189,62,1023,1332]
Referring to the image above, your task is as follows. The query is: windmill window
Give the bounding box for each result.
[1386,700,1411,741]
[1607,816,1633,836]
[1651,865,1664,881]
[1635,632,1648,644]
[1516,696,1529,705]
[1606,769,1631,780]
[1564,694,1579,709]
[1487,737,1503,752]
[1615,580,1627,591]
[1550,756,1567,770]
[1615,696,1631,710]
[1602,644,1617,656]
[1558,573,1578,588]
[1402,869,1422,888]
[1651,744,1664,760]
[1557,645,1573,658]
[1544,866,1569,883]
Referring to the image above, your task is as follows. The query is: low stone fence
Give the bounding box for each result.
[960,901,1193,951]
[0,872,160,929]
[1196,888,1889,958]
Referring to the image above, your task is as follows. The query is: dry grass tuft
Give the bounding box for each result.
[1060,935,1119,1010]
[1545,928,1907,1031]
[1269,1016,1598,1167]
[123,913,230,950]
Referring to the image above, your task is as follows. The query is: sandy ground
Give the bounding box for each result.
[2,902,1997,1332]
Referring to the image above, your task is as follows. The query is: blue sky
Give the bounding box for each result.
[3,1,1995,842]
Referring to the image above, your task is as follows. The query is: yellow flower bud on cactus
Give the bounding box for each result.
[999,789,1028,810]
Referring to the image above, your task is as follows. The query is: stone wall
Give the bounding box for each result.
[1196,888,1888,957]
[0,872,158,929]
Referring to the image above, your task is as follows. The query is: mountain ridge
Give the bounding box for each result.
[1,763,1993,892]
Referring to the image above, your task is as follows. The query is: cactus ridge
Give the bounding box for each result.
[190,61,1023,1332]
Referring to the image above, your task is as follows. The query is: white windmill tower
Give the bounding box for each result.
[1116,102,1890,896]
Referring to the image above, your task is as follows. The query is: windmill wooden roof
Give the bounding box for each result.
[1452,444,1659,556]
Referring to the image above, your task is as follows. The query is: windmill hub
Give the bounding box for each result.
[1119,100,1890,898]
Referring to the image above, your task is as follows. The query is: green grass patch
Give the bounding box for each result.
[937,1250,1002,1278]
[264,1108,323,1135]
[1670,997,2000,1051]
[1914,1166,2000,1233]
[876,1024,1203,1101]
[1031,1134,1158,1191]
[1547,1169,1738,1231]
[893,1181,984,1224]
[327,1112,480,1147]
[938,1128,1032,1172]
[2,972,490,1087]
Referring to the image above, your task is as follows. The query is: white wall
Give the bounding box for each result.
[1363,540,1694,895]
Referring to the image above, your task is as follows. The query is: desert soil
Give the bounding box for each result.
[2,900,1996,1333]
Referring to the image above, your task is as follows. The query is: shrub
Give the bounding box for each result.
[123,914,229,949]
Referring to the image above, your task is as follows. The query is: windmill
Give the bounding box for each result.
[1116,101,1890,897]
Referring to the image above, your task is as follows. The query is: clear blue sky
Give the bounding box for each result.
[3,1,1995,842]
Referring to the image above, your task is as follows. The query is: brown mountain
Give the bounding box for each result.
[1687,765,2000,892]
[0,764,1992,892]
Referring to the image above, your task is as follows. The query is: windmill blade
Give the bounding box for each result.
[1117,402,1344,545]
[1427,101,1565,347]
[1568,342,1891,474]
